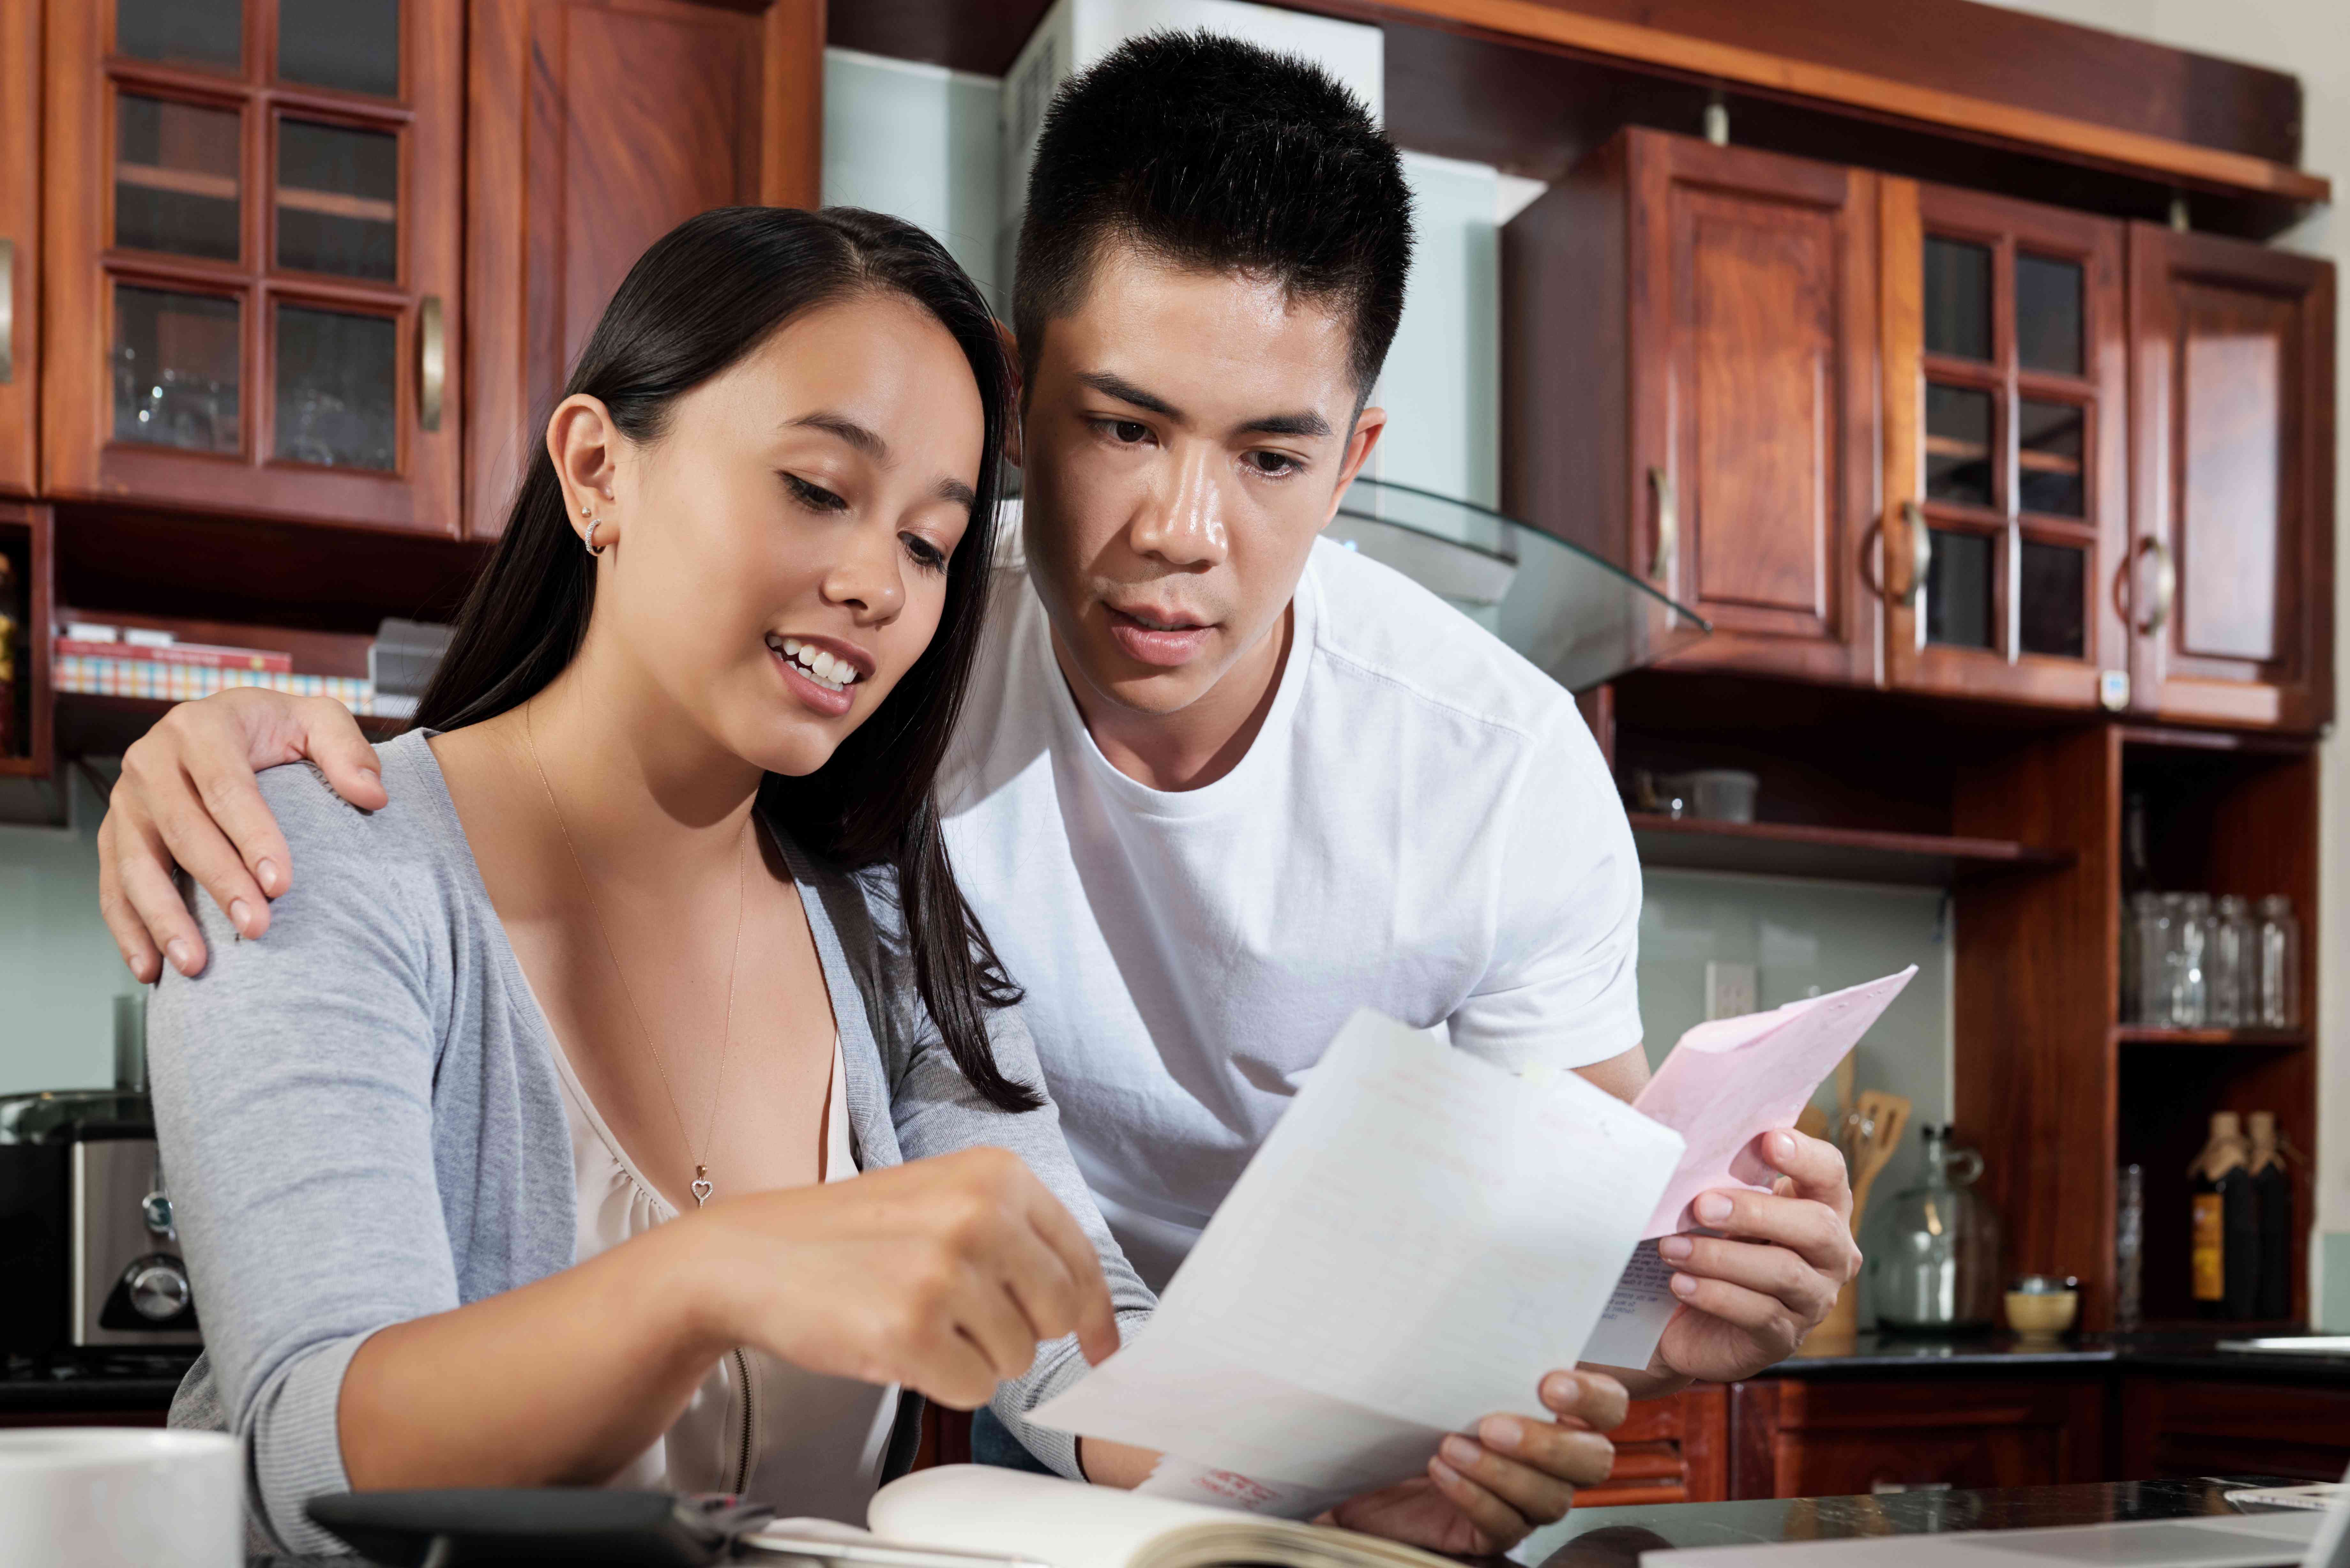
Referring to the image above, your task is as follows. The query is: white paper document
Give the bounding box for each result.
[1031,1010,1685,1505]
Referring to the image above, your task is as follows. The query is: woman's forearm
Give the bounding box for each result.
[338,1217,728,1489]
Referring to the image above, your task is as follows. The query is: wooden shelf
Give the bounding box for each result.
[55,692,404,758]
[2113,1025,2309,1048]
[1629,813,2072,886]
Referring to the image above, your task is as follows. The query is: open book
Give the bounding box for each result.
[746,1466,1463,1568]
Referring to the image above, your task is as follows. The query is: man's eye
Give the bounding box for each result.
[1246,451,1300,477]
[785,474,848,512]
[1102,419,1150,445]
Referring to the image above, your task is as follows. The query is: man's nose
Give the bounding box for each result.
[1126,444,1230,568]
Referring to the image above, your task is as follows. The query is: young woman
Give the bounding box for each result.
[146,207,1152,1556]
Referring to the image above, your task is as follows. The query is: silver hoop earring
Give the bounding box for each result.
[584,520,607,556]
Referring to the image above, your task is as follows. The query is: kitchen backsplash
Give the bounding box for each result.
[0,767,136,1092]
[1640,868,1955,1326]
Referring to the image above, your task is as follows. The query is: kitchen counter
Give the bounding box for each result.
[1521,1476,2310,1567]
[0,1350,196,1416]
[1778,1329,2350,1382]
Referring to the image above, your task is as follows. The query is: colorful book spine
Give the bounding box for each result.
[53,637,293,673]
[54,654,376,712]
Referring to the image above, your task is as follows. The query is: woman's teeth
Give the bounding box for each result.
[778,637,860,693]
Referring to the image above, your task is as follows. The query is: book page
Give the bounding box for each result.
[1031,1011,1684,1494]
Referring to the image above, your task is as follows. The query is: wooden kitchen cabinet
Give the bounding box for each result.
[0,0,39,497]
[1730,1377,2106,1499]
[463,0,823,537]
[2118,1376,2350,1482]
[2125,225,2334,732]
[42,0,465,534]
[1578,1385,1730,1506]
[1505,128,1882,686]
[1881,181,2132,712]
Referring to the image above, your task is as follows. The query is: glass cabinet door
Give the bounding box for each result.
[1883,180,2129,712]
[41,0,461,534]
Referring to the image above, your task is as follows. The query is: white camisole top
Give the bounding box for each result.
[543,1031,900,1523]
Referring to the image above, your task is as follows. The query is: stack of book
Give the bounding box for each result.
[53,624,378,712]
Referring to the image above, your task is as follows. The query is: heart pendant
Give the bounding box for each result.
[691,1175,714,1207]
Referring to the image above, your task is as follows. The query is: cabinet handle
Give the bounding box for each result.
[1648,465,1678,584]
[2135,536,2176,636]
[417,295,445,433]
[1900,500,1934,603]
[0,238,14,384]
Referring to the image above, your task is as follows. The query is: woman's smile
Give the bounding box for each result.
[769,632,872,718]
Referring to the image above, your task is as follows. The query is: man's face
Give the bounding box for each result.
[1018,245,1384,721]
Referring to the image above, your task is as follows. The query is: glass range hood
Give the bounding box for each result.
[1328,476,1710,692]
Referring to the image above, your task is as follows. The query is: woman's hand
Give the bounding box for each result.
[690,1147,1121,1410]
[1326,1370,1627,1556]
[100,687,382,980]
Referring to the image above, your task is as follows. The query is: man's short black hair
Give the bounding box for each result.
[1013,30,1414,399]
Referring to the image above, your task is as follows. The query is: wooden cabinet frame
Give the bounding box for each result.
[0,0,39,496]
[41,0,464,534]
[2125,225,2334,731]
[1882,180,2131,710]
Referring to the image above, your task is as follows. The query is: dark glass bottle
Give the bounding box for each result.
[2248,1112,2292,1321]
[2190,1112,2258,1320]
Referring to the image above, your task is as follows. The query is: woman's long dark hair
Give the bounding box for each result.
[415,206,1037,1111]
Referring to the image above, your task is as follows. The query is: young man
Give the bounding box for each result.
[97,32,1856,1546]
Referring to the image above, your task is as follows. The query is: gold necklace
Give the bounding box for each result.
[524,702,747,1209]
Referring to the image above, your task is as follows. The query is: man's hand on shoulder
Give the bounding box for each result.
[100,689,385,981]
[1649,1130,1861,1384]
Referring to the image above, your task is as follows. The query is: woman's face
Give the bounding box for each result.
[580,291,985,778]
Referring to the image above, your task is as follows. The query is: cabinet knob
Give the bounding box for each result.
[2133,536,2176,636]
[0,238,13,384]
[417,294,446,433]
[125,1257,192,1322]
[1648,465,1678,586]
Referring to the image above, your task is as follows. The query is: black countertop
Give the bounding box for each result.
[1777,1329,2350,1381]
[1520,1476,2310,1567]
[0,1349,198,1413]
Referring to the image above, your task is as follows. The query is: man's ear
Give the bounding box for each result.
[1320,405,1389,530]
[547,393,623,545]
[996,318,1027,471]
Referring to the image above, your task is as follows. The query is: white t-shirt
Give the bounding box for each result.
[940,536,1643,1290]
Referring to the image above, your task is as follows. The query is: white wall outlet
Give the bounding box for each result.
[1706,961,1758,1020]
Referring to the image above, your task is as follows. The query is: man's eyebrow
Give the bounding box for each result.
[1078,372,1181,420]
[937,478,978,511]
[1238,410,1332,440]
[789,411,887,460]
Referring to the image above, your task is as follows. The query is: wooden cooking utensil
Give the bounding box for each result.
[1796,1103,1831,1142]
[1847,1089,1912,1228]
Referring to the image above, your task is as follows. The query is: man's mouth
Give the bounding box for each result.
[1105,605,1215,668]
[768,635,867,695]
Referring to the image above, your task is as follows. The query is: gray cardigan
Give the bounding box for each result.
[147,732,1153,1555]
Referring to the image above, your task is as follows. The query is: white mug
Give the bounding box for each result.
[0,1427,240,1567]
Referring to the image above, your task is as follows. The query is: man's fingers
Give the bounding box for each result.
[291,696,387,812]
[1685,1186,1860,1282]
[97,818,165,984]
[1660,1234,1839,1322]
[1758,1130,1853,1219]
[113,830,212,977]
[1666,1272,1804,1356]
[184,743,297,911]
[1428,1443,1531,1550]
[1480,1411,1617,1490]
[1539,1369,1630,1434]
[1022,1188,1119,1364]
[153,763,272,942]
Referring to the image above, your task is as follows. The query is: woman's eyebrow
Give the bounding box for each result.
[936,478,978,511]
[789,410,889,461]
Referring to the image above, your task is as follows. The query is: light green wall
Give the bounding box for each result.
[822,49,1005,310]
[0,767,140,1093]
[1641,870,1955,1325]
[1375,152,1501,508]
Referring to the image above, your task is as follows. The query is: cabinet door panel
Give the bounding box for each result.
[1634,133,1878,684]
[1883,181,2129,711]
[0,0,39,495]
[2128,225,2333,731]
[466,0,825,539]
[1681,192,1837,627]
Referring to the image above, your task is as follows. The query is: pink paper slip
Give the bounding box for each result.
[1632,968,1917,1239]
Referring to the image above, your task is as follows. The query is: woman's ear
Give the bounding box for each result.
[548,394,624,547]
